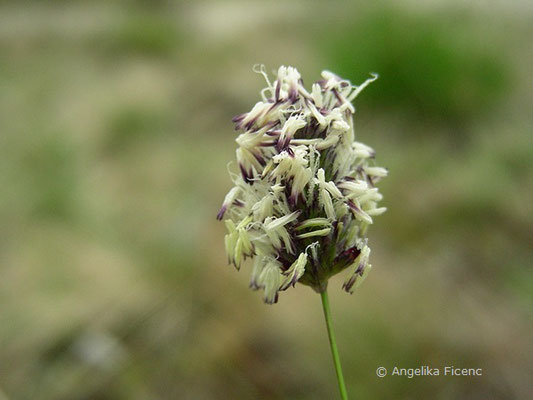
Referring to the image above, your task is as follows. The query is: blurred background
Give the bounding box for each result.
[0,1,531,399]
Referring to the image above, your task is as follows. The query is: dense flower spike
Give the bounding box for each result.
[218,65,386,303]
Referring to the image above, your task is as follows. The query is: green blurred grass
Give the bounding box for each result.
[0,1,531,400]
[321,7,511,128]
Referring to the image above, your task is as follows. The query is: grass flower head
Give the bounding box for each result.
[218,65,386,304]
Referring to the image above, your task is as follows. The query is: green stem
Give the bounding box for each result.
[320,289,349,400]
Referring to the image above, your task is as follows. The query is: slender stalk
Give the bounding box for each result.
[320,289,349,400]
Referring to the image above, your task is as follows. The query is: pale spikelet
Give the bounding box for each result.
[218,65,387,303]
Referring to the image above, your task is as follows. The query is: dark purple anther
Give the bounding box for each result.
[289,86,298,103]
[253,152,266,167]
[232,114,246,130]
[346,200,359,212]
[342,276,356,292]
[335,246,361,264]
[232,113,245,123]
[239,164,254,184]
[216,205,227,220]
[355,262,365,275]
[276,136,291,152]
[288,193,299,208]
[332,88,343,105]
[233,199,244,207]
[244,116,259,131]
[287,147,295,157]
